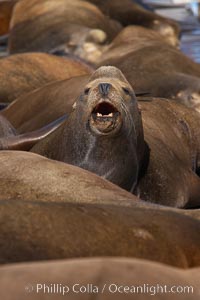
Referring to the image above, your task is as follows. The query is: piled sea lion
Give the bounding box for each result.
[97,26,200,113]
[0,151,139,203]
[1,75,89,132]
[0,198,200,267]
[17,66,198,208]
[84,0,180,47]
[0,2,200,298]
[0,52,93,103]
[0,257,199,300]
[8,0,121,54]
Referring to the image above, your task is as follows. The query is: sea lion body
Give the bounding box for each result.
[0,52,93,103]
[32,66,146,192]
[0,257,199,300]
[84,0,180,47]
[0,151,139,204]
[8,0,121,54]
[0,199,200,267]
[2,75,89,133]
[98,33,200,113]
[138,98,200,207]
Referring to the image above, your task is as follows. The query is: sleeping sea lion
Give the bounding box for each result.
[84,0,180,47]
[1,75,90,132]
[97,31,200,113]
[0,199,200,267]
[0,257,199,299]
[8,0,121,54]
[0,150,139,204]
[0,52,93,103]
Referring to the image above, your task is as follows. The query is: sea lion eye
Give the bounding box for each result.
[84,87,90,95]
[122,87,131,95]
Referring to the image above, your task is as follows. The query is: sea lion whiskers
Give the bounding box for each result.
[119,94,136,139]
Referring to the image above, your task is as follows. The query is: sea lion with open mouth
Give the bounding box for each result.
[32,66,146,193]
[29,66,200,208]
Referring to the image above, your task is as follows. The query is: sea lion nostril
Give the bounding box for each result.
[98,83,111,96]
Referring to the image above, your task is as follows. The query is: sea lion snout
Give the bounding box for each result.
[90,100,122,135]
[98,82,111,96]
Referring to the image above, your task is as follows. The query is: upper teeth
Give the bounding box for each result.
[97,112,113,117]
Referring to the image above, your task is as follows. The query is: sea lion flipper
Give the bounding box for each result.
[0,115,67,151]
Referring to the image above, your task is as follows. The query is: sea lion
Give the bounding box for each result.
[83,0,180,47]
[2,75,90,132]
[97,36,200,113]
[0,150,139,204]
[95,25,178,64]
[0,52,93,103]
[138,98,200,208]
[28,66,200,208]
[0,257,199,300]
[0,199,200,267]
[31,66,146,193]
[8,0,122,54]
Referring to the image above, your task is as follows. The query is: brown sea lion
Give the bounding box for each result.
[0,151,199,222]
[27,66,200,208]
[0,150,139,204]
[83,0,180,47]
[97,35,200,113]
[0,199,200,267]
[0,1,16,36]
[1,75,89,132]
[138,98,200,208]
[95,25,178,64]
[0,257,199,300]
[0,52,93,103]
[64,25,179,65]
[31,66,146,193]
[8,0,122,54]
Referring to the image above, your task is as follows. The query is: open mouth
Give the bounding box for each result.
[90,101,122,134]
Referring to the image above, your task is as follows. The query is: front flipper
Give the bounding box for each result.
[0,115,67,151]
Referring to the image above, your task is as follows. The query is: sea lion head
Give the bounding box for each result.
[75,66,141,139]
[69,66,146,192]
